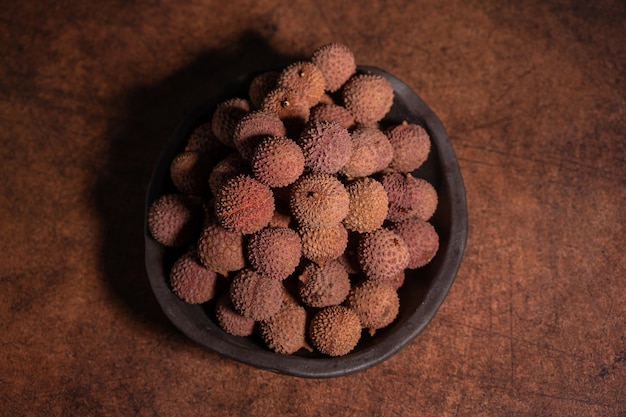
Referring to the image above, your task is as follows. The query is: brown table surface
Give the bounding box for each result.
[2,1,625,416]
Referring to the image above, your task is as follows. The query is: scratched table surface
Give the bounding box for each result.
[1,1,625,416]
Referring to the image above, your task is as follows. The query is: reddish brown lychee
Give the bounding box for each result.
[248,71,280,109]
[385,121,431,172]
[299,223,348,265]
[389,217,439,269]
[147,194,202,247]
[298,120,352,174]
[311,42,356,92]
[309,103,355,130]
[247,227,302,280]
[251,136,304,187]
[341,126,393,179]
[259,304,311,354]
[345,280,399,335]
[232,110,286,160]
[214,175,275,234]
[358,228,410,281]
[308,306,362,356]
[197,222,246,276]
[229,269,283,320]
[208,153,248,197]
[169,250,219,304]
[169,150,213,195]
[289,173,349,229]
[211,98,250,147]
[343,177,389,233]
[215,292,256,337]
[298,260,351,308]
[277,61,326,107]
[342,73,394,125]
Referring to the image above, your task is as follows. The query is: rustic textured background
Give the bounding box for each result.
[1,0,625,415]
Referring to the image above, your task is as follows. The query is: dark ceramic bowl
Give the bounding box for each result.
[144,66,467,378]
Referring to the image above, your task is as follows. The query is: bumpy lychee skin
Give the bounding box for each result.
[170,150,213,195]
[197,222,246,276]
[342,73,394,125]
[208,153,247,197]
[309,103,355,130]
[214,175,275,234]
[298,260,351,308]
[358,228,410,281]
[341,126,393,179]
[299,223,348,265]
[259,304,310,355]
[232,110,287,160]
[148,194,202,247]
[247,227,302,280]
[211,98,250,147]
[248,71,280,109]
[311,42,356,92]
[289,173,350,229]
[169,250,219,304]
[215,292,256,337]
[389,217,439,269]
[261,87,310,133]
[386,121,431,172]
[343,178,389,233]
[298,120,352,174]
[346,280,399,335]
[381,173,438,222]
[277,61,326,107]
[309,306,362,357]
[229,269,284,320]
[251,136,305,188]
[185,122,229,156]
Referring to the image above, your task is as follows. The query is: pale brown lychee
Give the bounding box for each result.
[169,250,219,304]
[261,87,310,134]
[289,173,349,229]
[248,71,280,109]
[358,228,410,281]
[342,73,394,125]
[308,306,362,356]
[251,136,304,187]
[386,121,431,172]
[214,175,275,234]
[298,260,351,308]
[341,126,393,179]
[170,150,213,195]
[298,120,352,174]
[311,42,356,92]
[232,110,287,160]
[197,222,246,276]
[229,269,283,320]
[147,194,202,247]
[389,217,439,269]
[277,61,326,107]
[211,98,250,147]
[299,223,348,265]
[259,304,311,355]
[343,178,389,233]
[215,292,256,337]
[309,103,355,130]
[247,227,302,280]
[345,280,399,335]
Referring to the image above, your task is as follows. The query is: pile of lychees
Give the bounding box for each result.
[147,43,439,357]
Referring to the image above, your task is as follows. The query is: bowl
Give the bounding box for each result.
[144,66,467,378]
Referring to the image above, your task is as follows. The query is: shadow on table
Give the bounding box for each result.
[94,32,301,336]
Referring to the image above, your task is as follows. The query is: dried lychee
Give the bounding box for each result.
[358,228,410,281]
[259,304,311,354]
[309,306,362,356]
[311,42,356,92]
[148,194,201,247]
[299,223,348,265]
[261,87,310,134]
[247,227,302,280]
[345,280,399,335]
[215,292,256,337]
[208,153,247,196]
[211,98,250,147]
[386,121,431,172]
[343,177,388,233]
[169,250,219,304]
[232,110,286,160]
[197,222,246,276]
[251,136,304,187]
[298,260,351,308]
[341,126,393,179]
[214,174,275,234]
[298,120,352,174]
[229,269,283,320]
[277,61,326,107]
[381,172,438,222]
[289,173,349,229]
[342,73,394,125]
[389,217,439,269]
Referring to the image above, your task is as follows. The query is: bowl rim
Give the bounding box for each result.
[144,65,468,378]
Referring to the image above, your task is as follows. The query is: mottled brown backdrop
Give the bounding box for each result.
[1,0,625,416]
